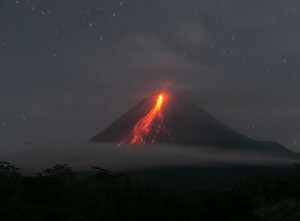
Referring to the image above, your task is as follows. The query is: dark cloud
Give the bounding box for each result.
[0,0,299,151]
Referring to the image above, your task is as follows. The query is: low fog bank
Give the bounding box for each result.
[0,143,298,175]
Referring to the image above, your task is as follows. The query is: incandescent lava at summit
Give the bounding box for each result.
[117,93,170,146]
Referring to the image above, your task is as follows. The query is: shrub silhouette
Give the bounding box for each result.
[0,162,300,221]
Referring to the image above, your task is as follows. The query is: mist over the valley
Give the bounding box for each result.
[1,143,297,175]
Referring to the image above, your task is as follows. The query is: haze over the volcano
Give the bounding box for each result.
[91,93,299,158]
[1,1,300,152]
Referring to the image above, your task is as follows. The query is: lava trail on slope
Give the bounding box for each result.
[118,93,171,146]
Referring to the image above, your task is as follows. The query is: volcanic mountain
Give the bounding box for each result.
[90,93,299,158]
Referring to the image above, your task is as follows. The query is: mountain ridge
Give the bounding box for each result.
[90,93,299,158]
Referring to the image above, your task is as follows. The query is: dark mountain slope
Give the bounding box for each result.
[90,94,299,158]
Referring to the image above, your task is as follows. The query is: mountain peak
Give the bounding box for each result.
[90,92,298,158]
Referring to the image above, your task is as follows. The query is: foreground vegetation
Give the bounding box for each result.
[0,162,300,221]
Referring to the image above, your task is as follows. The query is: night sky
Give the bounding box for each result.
[1,0,299,151]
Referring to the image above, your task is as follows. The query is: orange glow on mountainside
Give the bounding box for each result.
[118,93,169,146]
[130,94,163,144]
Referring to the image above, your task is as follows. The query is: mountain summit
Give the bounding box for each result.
[90,93,298,157]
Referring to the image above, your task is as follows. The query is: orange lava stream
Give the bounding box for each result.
[130,94,163,144]
[118,93,167,146]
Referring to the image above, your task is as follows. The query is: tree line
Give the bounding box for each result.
[0,161,300,221]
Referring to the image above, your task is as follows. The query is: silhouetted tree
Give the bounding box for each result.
[0,162,300,221]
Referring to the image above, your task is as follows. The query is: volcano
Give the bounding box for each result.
[90,93,299,158]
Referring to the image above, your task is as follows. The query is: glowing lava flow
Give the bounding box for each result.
[130,94,163,144]
[118,93,169,146]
